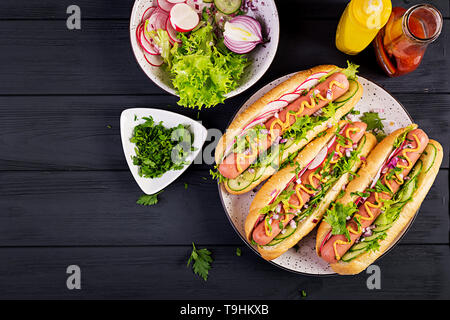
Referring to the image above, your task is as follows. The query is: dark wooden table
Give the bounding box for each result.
[0,0,448,299]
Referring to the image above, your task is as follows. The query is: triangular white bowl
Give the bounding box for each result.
[121,108,207,194]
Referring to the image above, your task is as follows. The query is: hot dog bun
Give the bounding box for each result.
[315,125,419,255]
[216,65,363,195]
[245,121,377,260]
[328,140,443,275]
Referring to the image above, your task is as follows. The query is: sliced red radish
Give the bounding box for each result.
[141,6,156,23]
[166,18,181,44]
[326,135,337,150]
[168,0,186,3]
[186,0,212,13]
[138,25,160,55]
[265,100,289,111]
[309,146,328,171]
[143,51,163,67]
[158,0,175,12]
[146,8,169,32]
[170,3,199,32]
[279,93,301,103]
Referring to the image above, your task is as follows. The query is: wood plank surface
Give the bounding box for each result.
[0,245,448,299]
[0,17,447,95]
[0,0,448,300]
[0,170,447,246]
[0,94,448,171]
[0,0,448,19]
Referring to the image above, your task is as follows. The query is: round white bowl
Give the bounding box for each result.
[130,0,280,100]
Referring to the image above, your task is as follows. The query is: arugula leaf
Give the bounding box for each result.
[360,112,385,132]
[324,203,358,241]
[187,243,213,281]
[136,191,163,206]
[360,111,386,141]
[393,124,415,148]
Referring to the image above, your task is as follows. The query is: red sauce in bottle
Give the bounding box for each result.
[373,5,442,77]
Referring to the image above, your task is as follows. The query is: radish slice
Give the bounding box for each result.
[143,51,163,67]
[186,0,213,13]
[158,0,175,12]
[265,100,289,111]
[327,135,337,150]
[141,6,156,23]
[279,93,301,103]
[168,0,186,3]
[138,25,160,55]
[146,8,169,32]
[166,18,181,44]
[170,3,200,32]
[309,146,328,170]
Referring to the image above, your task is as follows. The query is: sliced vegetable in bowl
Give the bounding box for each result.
[130,0,279,109]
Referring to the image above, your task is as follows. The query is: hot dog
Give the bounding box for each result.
[219,73,350,180]
[245,121,377,260]
[316,125,443,275]
[214,63,363,195]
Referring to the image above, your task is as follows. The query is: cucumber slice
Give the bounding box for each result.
[361,234,379,242]
[425,143,437,173]
[334,79,359,104]
[341,249,364,262]
[273,224,296,241]
[214,0,242,14]
[349,242,369,252]
[226,168,256,192]
[372,224,393,233]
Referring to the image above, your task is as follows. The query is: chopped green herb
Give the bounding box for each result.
[236,248,242,257]
[130,116,194,179]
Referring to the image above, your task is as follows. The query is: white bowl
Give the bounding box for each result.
[120,108,208,194]
[129,0,280,100]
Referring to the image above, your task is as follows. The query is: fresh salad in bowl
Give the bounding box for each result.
[135,0,269,109]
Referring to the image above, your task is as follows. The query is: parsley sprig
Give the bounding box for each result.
[136,191,163,206]
[187,243,213,281]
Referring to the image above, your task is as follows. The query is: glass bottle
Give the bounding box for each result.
[373,4,443,77]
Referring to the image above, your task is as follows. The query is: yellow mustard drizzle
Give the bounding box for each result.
[268,81,344,139]
[264,217,272,237]
[239,80,345,174]
[332,133,422,260]
[330,127,360,164]
[236,136,259,173]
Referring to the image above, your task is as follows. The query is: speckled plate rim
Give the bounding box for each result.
[128,0,280,99]
[217,74,419,277]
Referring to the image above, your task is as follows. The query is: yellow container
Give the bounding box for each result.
[336,0,392,55]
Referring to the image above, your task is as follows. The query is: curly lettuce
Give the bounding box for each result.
[166,24,248,109]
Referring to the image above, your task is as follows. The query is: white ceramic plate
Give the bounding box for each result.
[218,75,415,275]
[121,108,207,194]
[129,0,280,99]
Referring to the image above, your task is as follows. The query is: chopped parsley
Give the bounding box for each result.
[130,116,195,179]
